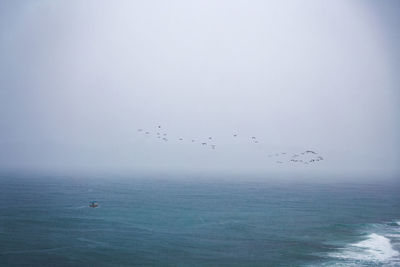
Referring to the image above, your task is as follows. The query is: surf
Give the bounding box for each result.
[329,232,399,264]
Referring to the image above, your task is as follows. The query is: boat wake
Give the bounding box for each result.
[67,205,88,209]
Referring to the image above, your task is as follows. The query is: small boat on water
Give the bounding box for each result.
[89,201,99,208]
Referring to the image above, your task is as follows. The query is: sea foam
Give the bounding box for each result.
[330,233,399,262]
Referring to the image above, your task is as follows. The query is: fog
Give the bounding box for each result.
[1,0,399,176]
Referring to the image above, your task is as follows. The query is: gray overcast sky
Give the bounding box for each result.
[0,0,399,176]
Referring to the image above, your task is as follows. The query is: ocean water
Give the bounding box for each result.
[0,174,399,266]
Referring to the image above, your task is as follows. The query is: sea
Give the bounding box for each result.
[0,173,399,266]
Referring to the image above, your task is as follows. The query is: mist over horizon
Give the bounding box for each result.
[1,0,400,177]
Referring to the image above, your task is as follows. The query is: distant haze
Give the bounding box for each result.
[1,0,399,176]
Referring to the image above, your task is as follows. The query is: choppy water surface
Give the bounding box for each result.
[0,174,399,266]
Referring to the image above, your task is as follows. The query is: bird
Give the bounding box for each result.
[252,137,256,139]
[179,138,183,141]
[317,156,324,160]
[201,143,207,146]
[158,125,161,129]
[305,150,317,154]
[162,138,168,141]
[145,132,149,135]
[254,141,259,143]
[208,137,212,140]
[163,133,167,136]
[233,134,237,137]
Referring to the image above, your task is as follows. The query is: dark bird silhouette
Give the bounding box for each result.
[254,141,259,143]
[145,132,149,134]
[306,150,317,154]
[233,134,237,137]
[162,138,168,141]
[201,143,207,146]
[208,137,212,140]
[158,125,161,128]
[179,138,183,141]
[252,137,256,139]
[191,140,195,142]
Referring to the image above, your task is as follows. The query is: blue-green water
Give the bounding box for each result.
[0,174,399,266]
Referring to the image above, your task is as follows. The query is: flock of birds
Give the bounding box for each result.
[267,150,324,165]
[137,125,324,165]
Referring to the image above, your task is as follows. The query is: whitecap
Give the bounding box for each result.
[329,233,399,263]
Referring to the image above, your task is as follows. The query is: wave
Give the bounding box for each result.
[326,221,400,265]
[330,233,398,261]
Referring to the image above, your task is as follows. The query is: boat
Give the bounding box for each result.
[89,201,99,208]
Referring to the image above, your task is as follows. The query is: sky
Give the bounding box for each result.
[0,0,399,176]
